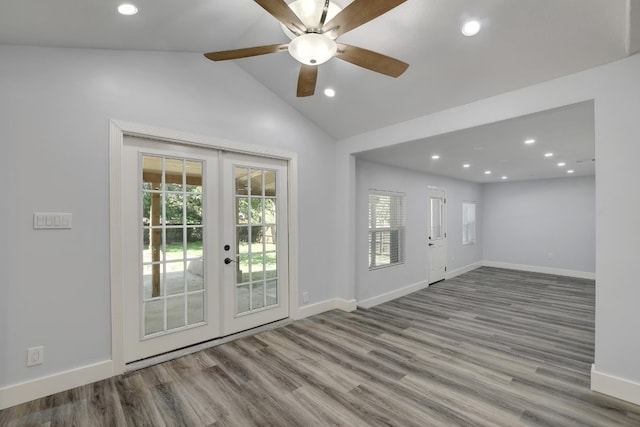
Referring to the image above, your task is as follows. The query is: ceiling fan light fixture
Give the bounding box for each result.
[288,33,337,65]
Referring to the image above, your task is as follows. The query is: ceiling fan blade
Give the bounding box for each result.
[335,44,408,77]
[297,64,318,97]
[204,44,289,61]
[322,0,406,38]
[254,0,307,35]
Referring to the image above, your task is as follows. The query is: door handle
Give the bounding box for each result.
[224,257,237,265]
[428,243,434,247]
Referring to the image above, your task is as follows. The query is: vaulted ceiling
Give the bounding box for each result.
[2,0,638,180]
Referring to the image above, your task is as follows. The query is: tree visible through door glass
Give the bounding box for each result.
[141,155,206,337]
[234,166,279,315]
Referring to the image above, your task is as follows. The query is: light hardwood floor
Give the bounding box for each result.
[2,267,640,426]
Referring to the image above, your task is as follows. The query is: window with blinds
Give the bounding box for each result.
[462,201,476,245]
[368,190,406,269]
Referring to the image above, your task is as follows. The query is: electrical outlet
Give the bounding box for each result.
[302,291,309,303]
[27,346,44,367]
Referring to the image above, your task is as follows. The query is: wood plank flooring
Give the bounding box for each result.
[3,267,640,426]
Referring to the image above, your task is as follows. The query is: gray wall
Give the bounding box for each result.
[355,159,483,302]
[482,176,595,274]
[0,45,337,388]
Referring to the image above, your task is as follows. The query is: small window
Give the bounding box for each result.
[462,202,476,245]
[369,190,406,269]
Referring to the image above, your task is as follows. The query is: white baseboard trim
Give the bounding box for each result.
[357,280,429,309]
[591,364,640,406]
[357,261,484,309]
[296,298,357,319]
[482,261,595,280]
[445,262,483,280]
[0,360,113,410]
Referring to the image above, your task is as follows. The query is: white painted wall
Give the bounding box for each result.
[337,53,640,401]
[0,45,336,389]
[355,159,482,302]
[0,128,8,388]
[2,44,640,407]
[592,54,640,390]
[482,176,595,275]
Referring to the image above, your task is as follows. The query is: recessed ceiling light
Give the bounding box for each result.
[567,170,575,174]
[484,170,492,175]
[557,162,566,167]
[501,176,508,180]
[431,154,440,160]
[463,163,471,168]
[462,20,481,36]
[118,3,138,15]
[324,88,335,97]
[544,152,554,158]
[524,139,536,145]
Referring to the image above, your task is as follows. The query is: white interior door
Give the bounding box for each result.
[123,136,221,363]
[427,188,447,284]
[222,152,289,335]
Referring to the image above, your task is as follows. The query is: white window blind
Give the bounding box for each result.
[462,202,476,245]
[369,190,406,269]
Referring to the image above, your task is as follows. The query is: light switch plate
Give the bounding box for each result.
[33,213,72,229]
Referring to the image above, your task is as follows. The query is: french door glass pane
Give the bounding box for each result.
[430,197,444,239]
[236,198,249,224]
[186,228,203,259]
[144,300,164,335]
[186,195,202,225]
[234,166,279,315]
[237,285,250,313]
[252,283,265,309]
[165,261,185,296]
[266,280,278,306]
[143,263,165,299]
[185,161,203,193]
[167,296,186,330]
[141,155,206,337]
[188,293,205,324]
[250,170,263,196]
[235,167,249,195]
[264,171,276,197]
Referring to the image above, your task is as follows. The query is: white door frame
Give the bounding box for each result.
[109,119,300,375]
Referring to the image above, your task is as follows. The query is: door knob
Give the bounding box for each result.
[224,257,236,264]
[428,243,434,247]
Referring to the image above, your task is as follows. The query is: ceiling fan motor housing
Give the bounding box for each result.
[280,0,342,39]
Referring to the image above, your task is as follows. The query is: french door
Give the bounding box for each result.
[122,136,289,363]
[222,153,289,335]
[427,188,447,284]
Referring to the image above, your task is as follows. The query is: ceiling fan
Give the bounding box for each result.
[204,0,409,97]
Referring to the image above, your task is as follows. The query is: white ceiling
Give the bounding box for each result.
[357,100,595,183]
[0,0,633,181]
